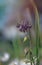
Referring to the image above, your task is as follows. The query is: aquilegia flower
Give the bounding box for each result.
[16,21,32,32]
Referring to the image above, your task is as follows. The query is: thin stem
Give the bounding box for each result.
[28,28,32,49]
[27,28,33,65]
[30,1,40,65]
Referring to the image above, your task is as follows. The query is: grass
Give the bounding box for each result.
[0,36,42,65]
[0,1,42,65]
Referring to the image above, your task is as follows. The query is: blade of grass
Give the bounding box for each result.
[12,39,20,58]
[32,2,40,65]
[30,0,41,65]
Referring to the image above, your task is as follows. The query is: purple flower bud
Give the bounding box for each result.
[19,28,25,32]
[16,21,32,32]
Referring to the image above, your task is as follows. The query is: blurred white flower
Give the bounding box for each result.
[20,59,34,65]
[9,58,34,65]
[33,56,37,65]
[20,61,26,65]
[0,52,10,62]
[9,58,19,65]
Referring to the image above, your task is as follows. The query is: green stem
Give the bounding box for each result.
[34,5,40,65]
[31,1,40,65]
[29,29,32,49]
[28,28,33,65]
